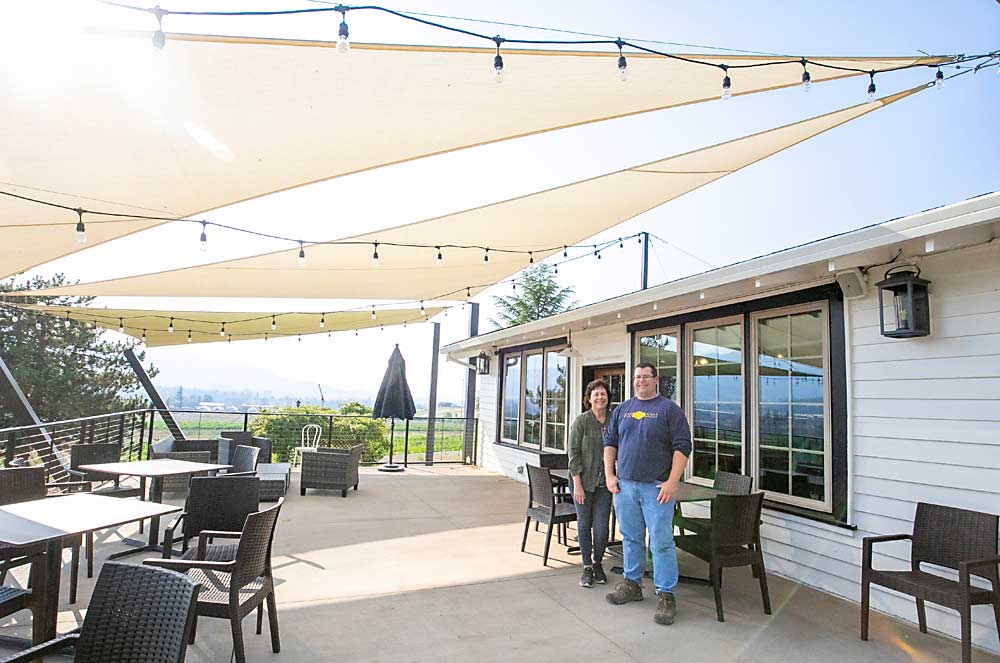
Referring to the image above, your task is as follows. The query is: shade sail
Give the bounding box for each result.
[27,86,926,302]
[0,22,945,279]
[19,304,444,347]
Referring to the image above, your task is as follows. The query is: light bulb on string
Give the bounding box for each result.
[271,316,276,331]
[320,314,325,329]
[720,65,732,100]
[337,10,350,53]
[616,39,627,81]
[64,312,71,329]
[141,330,147,344]
[493,36,504,83]
[186,330,192,343]
[935,67,944,89]
[466,287,471,303]
[75,209,87,244]
[265,333,269,343]
[801,59,811,91]
[867,70,877,102]
[594,248,601,261]
[512,281,516,293]
[420,301,426,316]
[227,335,231,344]
[436,246,443,266]
[483,248,490,264]
[563,245,568,258]
[372,242,380,266]
[199,222,207,252]
[118,318,125,333]
[298,335,301,342]
[219,323,226,337]
[297,241,306,266]
[151,6,166,49]
[528,252,534,265]
[371,307,376,320]
[168,318,174,333]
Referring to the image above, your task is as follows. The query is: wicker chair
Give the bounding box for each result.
[299,444,364,497]
[219,432,272,465]
[145,499,283,663]
[675,491,771,622]
[675,471,753,536]
[861,502,1000,663]
[0,466,87,604]
[521,464,578,567]
[149,450,212,493]
[219,445,260,477]
[162,476,260,560]
[2,562,199,663]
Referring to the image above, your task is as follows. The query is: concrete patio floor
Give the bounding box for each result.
[1,465,997,662]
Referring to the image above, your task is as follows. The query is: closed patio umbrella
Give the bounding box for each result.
[372,345,416,472]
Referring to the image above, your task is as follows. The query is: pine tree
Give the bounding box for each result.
[490,264,575,328]
[0,274,157,428]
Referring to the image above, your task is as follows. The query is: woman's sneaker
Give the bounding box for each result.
[579,566,595,588]
[592,563,608,584]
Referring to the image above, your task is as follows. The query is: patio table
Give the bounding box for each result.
[0,493,179,645]
[79,458,230,559]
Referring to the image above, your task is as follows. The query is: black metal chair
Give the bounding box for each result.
[521,464,577,567]
[674,470,752,536]
[0,466,87,604]
[162,476,260,559]
[861,502,1000,663]
[145,499,283,663]
[675,492,771,622]
[2,562,200,663]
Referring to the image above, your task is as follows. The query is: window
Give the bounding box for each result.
[687,318,743,482]
[498,343,569,451]
[636,328,679,401]
[752,303,830,510]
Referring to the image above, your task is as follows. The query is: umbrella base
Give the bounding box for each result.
[378,463,405,472]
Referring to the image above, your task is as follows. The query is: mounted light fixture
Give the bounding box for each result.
[475,351,491,375]
[558,329,582,358]
[875,265,931,338]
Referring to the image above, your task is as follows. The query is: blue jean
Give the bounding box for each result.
[573,485,612,567]
[614,479,678,594]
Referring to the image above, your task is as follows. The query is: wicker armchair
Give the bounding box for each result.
[3,562,199,663]
[675,471,753,536]
[219,431,272,464]
[0,466,88,604]
[300,444,364,497]
[219,445,260,477]
[675,492,771,622]
[521,464,577,567]
[145,499,283,663]
[861,502,1000,663]
[162,476,260,559]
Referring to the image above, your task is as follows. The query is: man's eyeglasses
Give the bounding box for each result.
[634,374,656,381]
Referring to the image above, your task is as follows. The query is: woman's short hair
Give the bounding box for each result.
[584,379,611,410]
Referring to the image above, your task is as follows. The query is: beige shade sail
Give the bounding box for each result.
[25,86,926,302]
[0,24,946,279]
[18,304,444,347]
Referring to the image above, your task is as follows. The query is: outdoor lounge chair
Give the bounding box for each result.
[521,464,577,567]
[162,476,260,560]
[675,491,771,622]
[861,502,1000,663]
[145,499,283,663]
[218,445,260,477]
[299,444,364,497]
[2,562,200,663]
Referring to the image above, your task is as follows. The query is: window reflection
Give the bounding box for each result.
[690,323,742,481]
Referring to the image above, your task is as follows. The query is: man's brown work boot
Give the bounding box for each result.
[605,578,644,605]
[654,591,677,625]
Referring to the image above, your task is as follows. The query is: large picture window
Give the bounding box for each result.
[686,318,743,481]
[752,303,830,510]
[498,343,568,452]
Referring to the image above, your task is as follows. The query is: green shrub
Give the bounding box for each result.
[247,403,389,464]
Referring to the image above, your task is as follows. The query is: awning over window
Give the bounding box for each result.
[24,86,925,302]
[18,304,443,347]
[0,26,944,279]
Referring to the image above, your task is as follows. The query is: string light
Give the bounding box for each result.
[168,318,174,333]
[187,330,192,343]
[118,318,125,333]
[198,221,209,252]
[372,242,380,266]
[75,208,87,244]
[151,6,166,49]
[867,70,877,101]
[935,67,944,88]
[493,36,504,83]
[616,38,627,81]
[563,245,568,258]
[265,333,269,342]
[337,8,350,53]
[219,322,226,337]
[528,252,534,264]
[141,329,147,343]
[466,287,471,303]
[619,238,624,249]
[371,306,377,320]
[298,335,302,342]
[271,315,276,330]
[436,246,443,266]
[720,64,732,100]
[64,312,71,329]
[801,59,811,91]
[483,248,490,264]
[320,314,326,328]
[228,335,232,344]
[297,241,306,266]
[420,301,426,316]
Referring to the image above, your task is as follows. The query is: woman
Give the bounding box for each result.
[568,379,613,588]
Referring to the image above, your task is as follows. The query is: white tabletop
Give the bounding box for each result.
[79,458,231,477]
[0,493,181,546]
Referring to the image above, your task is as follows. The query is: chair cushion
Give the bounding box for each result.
[869,569,995,607]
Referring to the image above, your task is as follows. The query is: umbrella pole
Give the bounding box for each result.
[378,417,404,472]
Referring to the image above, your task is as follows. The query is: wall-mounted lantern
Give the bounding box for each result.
[475,351,491,375]
[875,265,931,338]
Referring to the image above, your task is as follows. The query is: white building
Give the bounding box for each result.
[443,191,1000,655]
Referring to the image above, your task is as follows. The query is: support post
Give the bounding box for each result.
[641,231,650,290]
[124,349,186,440]
[0,355,58,472]
[463,304,479,464]
[425,322,441,465]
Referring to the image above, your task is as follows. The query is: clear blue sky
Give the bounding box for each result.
[14,1,1000,405]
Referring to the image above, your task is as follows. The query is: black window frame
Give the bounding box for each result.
[495,337,571,453]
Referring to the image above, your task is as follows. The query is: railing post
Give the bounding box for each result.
[243,412,249,432]
[146,409,156,459]
[327,415,334,446]
[5,431,16,466]
[117,413,125,445]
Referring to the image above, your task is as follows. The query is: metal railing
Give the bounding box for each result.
[0,408,477,474]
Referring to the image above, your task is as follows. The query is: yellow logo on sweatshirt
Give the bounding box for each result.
[631,411,646,420]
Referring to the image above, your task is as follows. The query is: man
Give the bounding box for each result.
[603,362,692,625]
